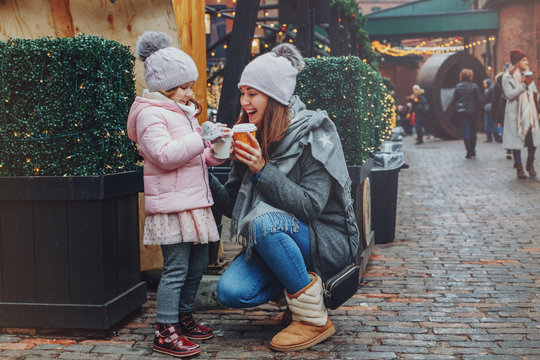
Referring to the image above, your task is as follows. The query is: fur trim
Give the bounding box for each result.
[286,273,328,326]
[272,44,305,72]
[136,31,173,62]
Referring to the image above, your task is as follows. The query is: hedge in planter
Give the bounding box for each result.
[0,35,145,330]
[0,35,139,176]
[295,56,394,166]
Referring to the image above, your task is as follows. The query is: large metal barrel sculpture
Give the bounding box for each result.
[417,52,487,139]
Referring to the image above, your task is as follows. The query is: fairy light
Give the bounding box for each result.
[372,36,496,57]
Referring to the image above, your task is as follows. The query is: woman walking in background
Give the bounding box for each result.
[453,68,483,159]
[502,49,539,179]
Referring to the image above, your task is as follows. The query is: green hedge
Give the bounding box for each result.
[0,35,139,176]
[295,56,394,166]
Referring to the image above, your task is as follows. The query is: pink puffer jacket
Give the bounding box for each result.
[127,95,223,215]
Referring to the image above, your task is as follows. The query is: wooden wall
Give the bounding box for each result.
[0,0,202,102]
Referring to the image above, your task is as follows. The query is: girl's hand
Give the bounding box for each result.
[234,132,265,173]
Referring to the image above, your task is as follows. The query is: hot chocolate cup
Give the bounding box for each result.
[232,123,257,147]
[212,128,232,159]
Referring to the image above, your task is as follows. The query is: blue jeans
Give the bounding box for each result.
[217,214,312,308]
[484,113,496,142]
[460,113,477,141]
[512,147,537,164]
[157,242,209,324]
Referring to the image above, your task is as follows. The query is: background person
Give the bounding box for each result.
[410,84,429,145]
[453,68,483,159]
[502,49,539,178]
[493,62,513,159]
[483,78,497,142]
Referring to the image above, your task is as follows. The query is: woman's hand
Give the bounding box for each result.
[234,132,265,174]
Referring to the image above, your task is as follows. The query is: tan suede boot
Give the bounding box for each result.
[269,273,335,352]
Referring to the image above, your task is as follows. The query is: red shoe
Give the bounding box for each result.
[153,323,201,358]
[178,312,214,340]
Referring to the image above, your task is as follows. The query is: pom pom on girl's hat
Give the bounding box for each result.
[238,44,305,105]
[136,31,198,92]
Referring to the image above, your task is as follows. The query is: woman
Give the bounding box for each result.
[411,84,429,144]
[453,68,483,159]
[502,49,539,178]
[209,44,358,352]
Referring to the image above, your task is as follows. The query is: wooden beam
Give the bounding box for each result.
[171,0,208,124]
[293,0,314,57]
[217,0,261,127]
[329,6,344,56]
[48,0,74,38]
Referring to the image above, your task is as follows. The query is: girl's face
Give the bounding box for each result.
[239,86,269,126]
[169,81,195,105]
[517,57,529,72]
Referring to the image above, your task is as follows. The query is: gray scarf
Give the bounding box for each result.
[231,96,354,258]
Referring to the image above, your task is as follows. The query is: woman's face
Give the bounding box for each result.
[516,57,529,72]
[169,81,195,105]
[239,86,269,126]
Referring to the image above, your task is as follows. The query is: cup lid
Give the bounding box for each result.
[232,123,257,132]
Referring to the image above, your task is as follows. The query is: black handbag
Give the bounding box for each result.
[323,263,360,310]
[316,221,360,310]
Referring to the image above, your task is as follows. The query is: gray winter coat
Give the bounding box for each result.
[502,72,540,149]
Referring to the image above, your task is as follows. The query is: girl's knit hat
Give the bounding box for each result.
[136,31,198,91]
[238,44,304,105]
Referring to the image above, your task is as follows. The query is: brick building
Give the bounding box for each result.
[482,0,540,76]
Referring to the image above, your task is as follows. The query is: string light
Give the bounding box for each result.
[372,37,496,57]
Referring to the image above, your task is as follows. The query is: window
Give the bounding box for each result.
[371,7,381,12]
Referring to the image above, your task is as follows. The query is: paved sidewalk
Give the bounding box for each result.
[1,135,539,359]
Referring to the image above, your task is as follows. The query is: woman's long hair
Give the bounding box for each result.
[236,98,291,160]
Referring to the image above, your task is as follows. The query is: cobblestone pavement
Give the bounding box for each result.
[1,135,539,359]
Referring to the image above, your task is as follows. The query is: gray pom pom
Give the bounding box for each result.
[136,31,173,62]
[272,44,305,72]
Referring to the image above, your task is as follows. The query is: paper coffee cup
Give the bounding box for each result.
[232,123,257,147]
[212,128,232,159]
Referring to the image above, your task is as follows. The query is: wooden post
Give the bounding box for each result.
[48,0,75,38]
[329,6,343,56]
[217,0,261,127]
[294,0,314,58]
[171,0,208,124]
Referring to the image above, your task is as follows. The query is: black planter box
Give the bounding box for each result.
[0,171,147,330]
[347,159,374,274]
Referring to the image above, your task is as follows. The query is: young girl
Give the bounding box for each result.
[127,31,225,358]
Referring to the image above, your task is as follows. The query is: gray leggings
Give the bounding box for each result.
[157,242,209,324]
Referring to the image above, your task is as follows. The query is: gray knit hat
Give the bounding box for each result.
[136,31,198,92]
[238,44,304,105]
